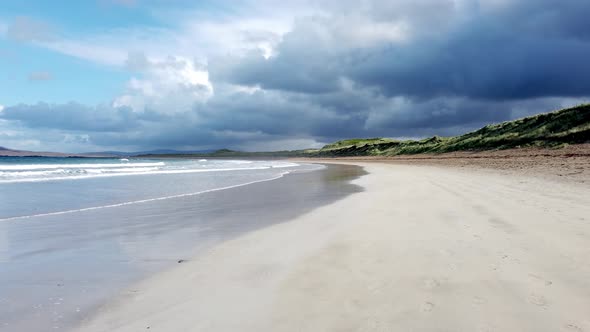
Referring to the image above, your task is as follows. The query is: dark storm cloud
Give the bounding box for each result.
[210,47,341,94]
[0,102,159,132]
[351,24,590,100]
[195,89,341,136]
[493,0,590,41]
[352,0,590,100]
[364,98,513,134]
[212,0,590,100]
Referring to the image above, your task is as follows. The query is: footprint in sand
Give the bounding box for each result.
[528,293,548,307]
[563,323,583,331]
[488,217,517,234]
[529,273,553,286]
[422,278,441,290]
[421,302,435,312]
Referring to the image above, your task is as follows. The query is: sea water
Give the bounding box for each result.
[0,157,305,220]
[0,157,364,331]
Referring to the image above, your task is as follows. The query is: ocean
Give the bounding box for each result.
[0,157,364,331]
[0,157,305,220]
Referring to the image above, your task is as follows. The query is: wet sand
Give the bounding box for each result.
[77,159,590,332]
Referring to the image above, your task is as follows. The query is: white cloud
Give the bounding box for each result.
[113,55,213,113]
[42,39,128,66]
[33,2,307,67]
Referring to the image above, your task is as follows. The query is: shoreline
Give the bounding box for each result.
[0,163,364,332]
[77,159,590,331]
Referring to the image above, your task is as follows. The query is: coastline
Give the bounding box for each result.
[0,163,364,332]
[77,158,590,332]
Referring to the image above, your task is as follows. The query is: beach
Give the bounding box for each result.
[4,1,589,331]
[77,160,590,332]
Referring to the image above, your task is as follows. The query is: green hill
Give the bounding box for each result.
[313,104,590,157]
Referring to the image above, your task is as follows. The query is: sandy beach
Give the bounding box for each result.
[77,161,590,332]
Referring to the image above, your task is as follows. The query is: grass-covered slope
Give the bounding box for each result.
[315,104,590,157]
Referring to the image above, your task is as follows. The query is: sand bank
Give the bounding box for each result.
[78,162,590,332]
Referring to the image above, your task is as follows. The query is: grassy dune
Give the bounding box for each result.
[313,104,590,157]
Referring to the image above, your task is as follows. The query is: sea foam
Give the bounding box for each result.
[0,159,300,183]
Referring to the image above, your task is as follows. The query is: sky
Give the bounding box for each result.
[0,0,589,152]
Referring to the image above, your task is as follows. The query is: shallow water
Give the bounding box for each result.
[0,158,302,219]
[0,159,365,331]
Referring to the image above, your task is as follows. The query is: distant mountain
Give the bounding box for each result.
[91,149,216,157]
[0,147,114,158]
[0,148,69,157]
[133,149,215,156]
[0,147,215,158]
[86,151,130,157]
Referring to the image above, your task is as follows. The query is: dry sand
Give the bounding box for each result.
[77,161,590,332]
[300,143,590,185]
